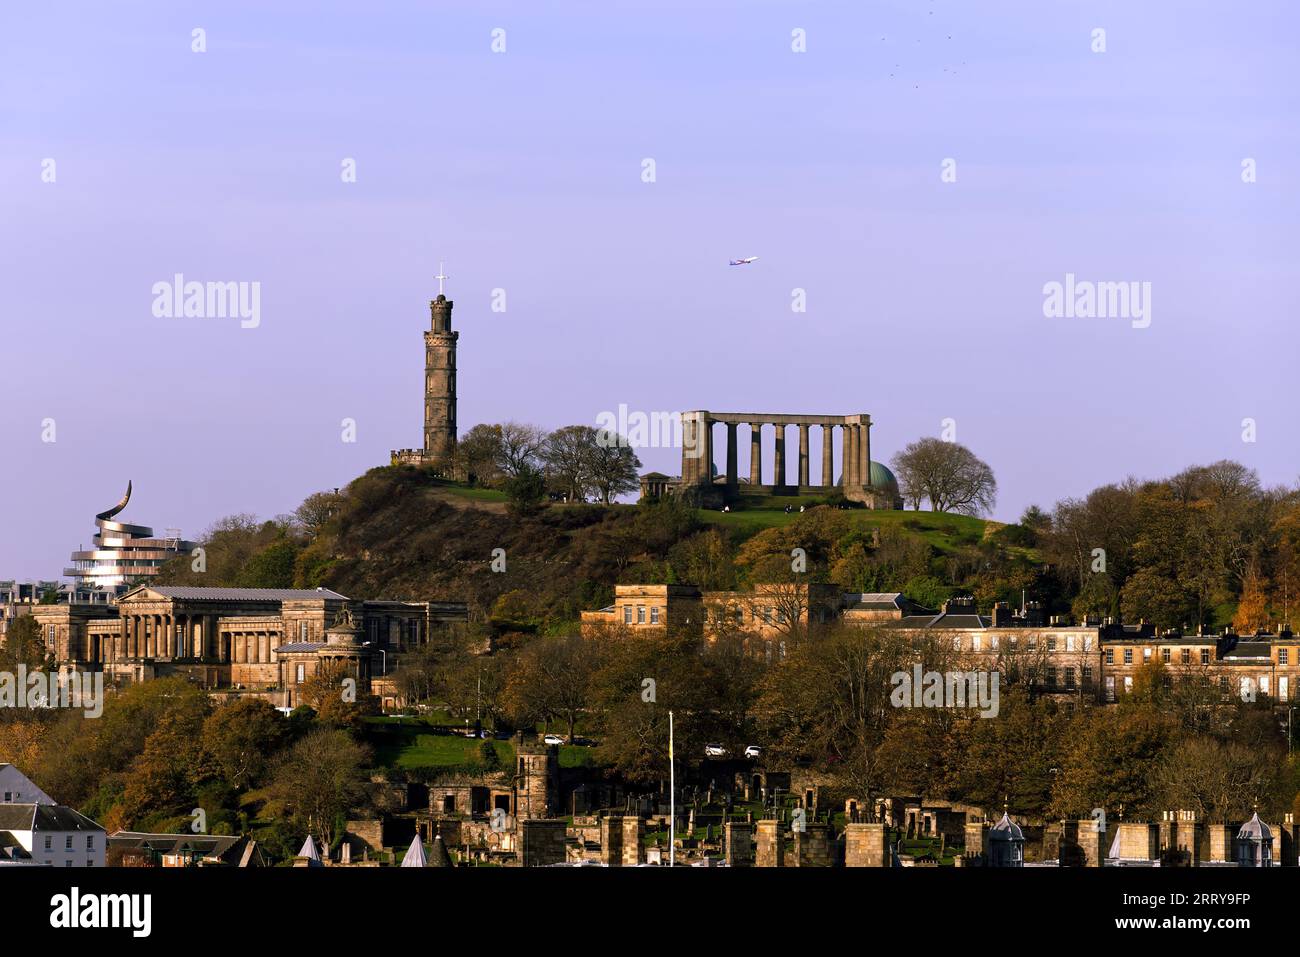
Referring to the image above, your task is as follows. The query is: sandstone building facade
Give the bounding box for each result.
[31,585,468,708]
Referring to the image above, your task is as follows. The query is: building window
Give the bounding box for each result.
[1105,649,1114,664]
[1082,666,1093,684]
[1065,635,1075,653]
[952,637,962,652]
[1201,649,1211,665]
[1065,667,1076,689]
[1219,676,1229,694]
[1027,637,1037,651]
[1182,648,1190,664]
[1124,676,1133,694]
[1143,647,1152,661]
[1046,667,1057,687]
[296,664,305,684]
[650,607,660,625]
[1281,649,1290,665]
[299,621,308,641]
[972,636,981,652]
[1161,648,1171,663]
[1084,636,1094,652]
[86,836,94,851]
[44,836,51,850]
[65,835,73,850]
[1123,648,1133,664]
[1261,675,1270,696]
[1009,636,1018,649]
[623,606,633,625]
[1047,637,1056,652]
[990,635,999,650]
[636,606,646,624]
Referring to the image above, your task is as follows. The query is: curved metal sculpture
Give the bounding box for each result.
[95,481,132,521]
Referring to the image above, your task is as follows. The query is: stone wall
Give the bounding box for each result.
[794,823,832,867]
[520,820,567,867]
[844,823,890,867]
[755,820,785,867]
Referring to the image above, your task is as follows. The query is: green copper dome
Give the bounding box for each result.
[835,462,900,492]
[869,461,899,493]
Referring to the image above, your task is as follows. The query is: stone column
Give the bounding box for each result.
[725,422,738,488]
[749,424,762,486]
[702,418,714,485]
[821,424,834,487]
[798,425,810,488]
[680,416,697,485]
[842,427,855,487]
[849,425,862,487]
[862,417,872,487]
[773,426,786,489]
[755,820,784,867]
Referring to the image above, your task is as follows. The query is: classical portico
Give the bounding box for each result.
[681,411,876,502]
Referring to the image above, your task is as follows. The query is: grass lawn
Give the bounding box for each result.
[365,719,515,771]
[701,505,1005,555]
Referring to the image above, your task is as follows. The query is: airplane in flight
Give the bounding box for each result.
[729,256,759,266]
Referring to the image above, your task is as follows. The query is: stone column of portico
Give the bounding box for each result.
[845,426,859,488]
[773,425,786,489]
[703,418,714,485]
[798,425,810,488]
[725,423,739,488]
[749,424,762,486]
[680,416,696,485]
[856,425,866,487]
[861,418,872,488]
[821,425,834,487]
[128,616,138,658]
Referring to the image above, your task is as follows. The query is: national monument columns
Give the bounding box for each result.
[680,410,876,503]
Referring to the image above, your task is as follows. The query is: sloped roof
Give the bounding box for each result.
[274,642,328,653]
[989,811,1024,842]
[428,833,453,868]
[400,835,427,868]
[121,585,349,602]
[109,831,242,856]
[0,804,105,833]
[1238,812,1272,841]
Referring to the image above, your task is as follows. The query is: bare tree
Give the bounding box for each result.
[542,425,599,502]
[891,438,997,515]
[496,421,548,478]
[586,431,642,504]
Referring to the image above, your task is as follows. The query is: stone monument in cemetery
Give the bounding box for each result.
[641,410,904,509]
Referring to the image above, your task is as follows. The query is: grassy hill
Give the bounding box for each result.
[159,465,1043,631]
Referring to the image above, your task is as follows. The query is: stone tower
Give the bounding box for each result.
[514,732,559,820]
[422,293,458,466]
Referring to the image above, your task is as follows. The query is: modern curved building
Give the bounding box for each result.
[64,482,194,592]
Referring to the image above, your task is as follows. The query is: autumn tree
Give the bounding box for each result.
[502,635,598,740]
[202,697,290,789]
[267,728,372,849]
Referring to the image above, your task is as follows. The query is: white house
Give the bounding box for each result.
[0,765,104,867]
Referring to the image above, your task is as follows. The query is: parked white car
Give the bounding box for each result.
[543,734,566,746]
[704,743,728,758]
[744,745,762,760]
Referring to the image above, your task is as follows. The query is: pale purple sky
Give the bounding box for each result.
[2,1,1297,578]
